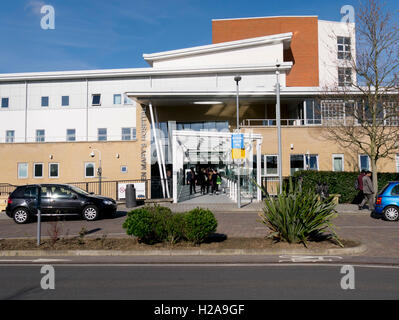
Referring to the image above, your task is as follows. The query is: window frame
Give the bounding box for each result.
[49,163,59,179]
[61,95,70,107]
[1,97,9,108]
[66,128,76,142]
[36,129,45,142]
[41,96,49,107]
[337,36,351,60]
[92,94,101,106]
[332,154,344,172]
[264,155,279,177]
[84,162,96,178]
[97,128,107,141]
[33,163,44,179]
[338,67,352,87]
[5,130,15,143]
[113,94,122,105]
[17,163,29,179]
[359,154,370,171]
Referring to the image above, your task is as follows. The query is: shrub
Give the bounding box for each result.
[259,178,342,247]
[123,207,157,244]
[293,170,398,203]
[184,208,218,244]
[165,213,186,244]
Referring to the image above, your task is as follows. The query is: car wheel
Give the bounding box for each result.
[383,206,399,221]
[13,208,30,224]
[82,205,99,221]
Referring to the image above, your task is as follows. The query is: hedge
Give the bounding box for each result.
[292,170,399,203]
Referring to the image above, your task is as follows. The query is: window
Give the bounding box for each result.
[41,96,49,107]
[305,99,321,125]
[122,127,136,140]
[337,36,351,60]
[121,165,128,173]
[23,186,38,198]
[338,68,352,87]
[124,95,134,105]
[49,163,59,178]
[92,94,101,106]
[321,100,345,121]
[51,186,76,199]
[5,130,14,143]
[290,154,318,175]
[98,128,107,141]
[33,163,43,178]
[264,155,278,176]
[332,154,344,172]
[18,163,28,179]
[113,94,122,105]
[359,154,370,171]
[1,97,9,108]
[391,185,399,196]
[62,96,69,107]
[85,162,95,178]
[36,129,45,142]
[66,129,76,141]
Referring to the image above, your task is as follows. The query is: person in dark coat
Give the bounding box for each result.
[198,168,206,195]
[357,170,366,210]
[211,169,221,194]
[187,168,196,195]
[360,171,375,211]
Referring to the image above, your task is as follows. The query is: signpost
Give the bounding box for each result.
[232,133,245,208]
[36,185,42,246]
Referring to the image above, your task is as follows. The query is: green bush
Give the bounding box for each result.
[184,208,218,244]
[122,205,173,244]
[259,178,342,246]
[293,170,398,203]
[122,205,217,245]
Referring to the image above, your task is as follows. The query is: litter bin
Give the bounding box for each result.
[126,184,137,208]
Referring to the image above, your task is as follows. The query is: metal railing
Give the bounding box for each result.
[241,119,322,127]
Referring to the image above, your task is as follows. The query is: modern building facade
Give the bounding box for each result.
[0,15,397,201]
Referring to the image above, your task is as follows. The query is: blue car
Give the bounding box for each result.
[374,181,399,221]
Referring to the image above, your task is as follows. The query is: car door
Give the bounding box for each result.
[24,186,52,215]
[50,185,81,214]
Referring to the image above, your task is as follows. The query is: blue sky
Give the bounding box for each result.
[0,0,397,73]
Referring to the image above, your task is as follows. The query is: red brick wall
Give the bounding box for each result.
[212,17,319,87]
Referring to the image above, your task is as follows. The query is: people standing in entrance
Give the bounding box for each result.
[360,171,375,211]
[212,169,221,194]
[207,168,213,194]
[356,170,366,210]
[198,168,207,195]
[187,167,196,195]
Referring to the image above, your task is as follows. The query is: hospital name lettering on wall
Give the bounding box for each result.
[141,105,147,180]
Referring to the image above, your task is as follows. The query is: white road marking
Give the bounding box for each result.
[0,259,71,263]
[278,255,343,263]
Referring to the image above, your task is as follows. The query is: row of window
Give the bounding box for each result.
[17,162,129,179]
[0,93,134,109]
[5,128,136,143]
[262,154,371,176]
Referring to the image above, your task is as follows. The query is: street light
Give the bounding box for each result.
[276,64,283,194]
[90,148,102,195]
[234,75,242,208]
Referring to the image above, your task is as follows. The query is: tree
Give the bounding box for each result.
[321,0,399,195]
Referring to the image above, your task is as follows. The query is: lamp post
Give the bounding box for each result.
[90,148,102,195]
[276,64,283,194]
[234,75,242,208]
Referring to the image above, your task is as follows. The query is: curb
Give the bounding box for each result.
[0,244,367,257]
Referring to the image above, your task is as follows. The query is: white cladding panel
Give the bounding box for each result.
[318,20,356,88]
[152,43,284,69]
[0,110,26,143]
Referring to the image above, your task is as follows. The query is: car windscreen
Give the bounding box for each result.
[69,185,90,196]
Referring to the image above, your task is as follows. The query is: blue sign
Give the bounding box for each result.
[231,134,244,149]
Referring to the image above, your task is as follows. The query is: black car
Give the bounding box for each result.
[6,184,117,224]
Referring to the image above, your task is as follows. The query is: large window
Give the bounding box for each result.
[5,130,14,143]
[1,97,9,108]
[305,99,321,125]
[18,163,28,179]
[337,36,351,60]
[98,128,107,141]
[338,68,352,87]
[321,100,345,121]
[49,163,59,178]
[290,154,319,175]
[36,129,45,142]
